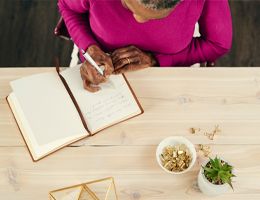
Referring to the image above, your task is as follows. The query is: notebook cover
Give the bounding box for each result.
[6,69,143,162]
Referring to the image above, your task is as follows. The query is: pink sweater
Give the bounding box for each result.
[58,0,232,66]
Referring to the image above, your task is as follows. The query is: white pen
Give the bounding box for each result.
[81,49,104,76]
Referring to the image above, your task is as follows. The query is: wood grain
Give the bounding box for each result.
[1,68,260,146]
[0,145,259,200]
[0,67,260,199]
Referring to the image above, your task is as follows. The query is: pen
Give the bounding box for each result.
[81,49,104,76]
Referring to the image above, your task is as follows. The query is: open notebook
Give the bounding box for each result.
[7,65,143,161]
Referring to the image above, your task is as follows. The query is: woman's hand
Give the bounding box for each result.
[80,45,114,92]
[111,45,158,74]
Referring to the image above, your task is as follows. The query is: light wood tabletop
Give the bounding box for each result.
[0,67,260,200]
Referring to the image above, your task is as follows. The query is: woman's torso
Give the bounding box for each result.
[88,0,205,54]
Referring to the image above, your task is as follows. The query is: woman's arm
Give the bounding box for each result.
[58,0,98,51]
[155,0,233,66]
[58,0,114,93]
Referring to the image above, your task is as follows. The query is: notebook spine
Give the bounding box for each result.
[56,65,91,135]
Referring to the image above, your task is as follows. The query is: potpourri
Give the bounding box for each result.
[160,144,192,172]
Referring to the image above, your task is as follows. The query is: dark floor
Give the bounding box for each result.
[0,0,73,67]
[0,0,259,67]
[218,0,260,66]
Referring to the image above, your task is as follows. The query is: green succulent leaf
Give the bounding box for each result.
[203,156,235,190]
[203,166,215,174]
[214,157,222,168]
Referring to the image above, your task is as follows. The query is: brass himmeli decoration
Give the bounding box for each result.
[49,177,118,200]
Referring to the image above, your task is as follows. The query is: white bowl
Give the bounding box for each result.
[156,136,196,174]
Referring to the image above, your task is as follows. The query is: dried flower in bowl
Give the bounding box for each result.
[160,144,192,172]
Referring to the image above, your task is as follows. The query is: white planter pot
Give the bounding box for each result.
[197,159,232,196]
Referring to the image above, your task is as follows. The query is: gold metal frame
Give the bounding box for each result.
[49,177,118,200]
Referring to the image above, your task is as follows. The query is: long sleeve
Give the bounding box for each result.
[155,0,233,66]
[58,0,98,51]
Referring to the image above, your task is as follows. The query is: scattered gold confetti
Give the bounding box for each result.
[189,127,201,134]
[189,125,221,140]
[160,144,192,172]
[198,144,211,157]
[204,125,221,140]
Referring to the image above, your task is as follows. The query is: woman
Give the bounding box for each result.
[58,0,232,92]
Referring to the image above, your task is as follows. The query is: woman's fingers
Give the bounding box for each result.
[112,49,139,64]
[80,44,153,92]
[111,45,136,58]
[90,53,114,78]
[113,64,141,74]
[85,61,107,83]
[102,57,114,77]
[80,63,105,92]
[113,56,141,70]
[111,46,140,64]
[111,45,156,75]
[86,44,114,78]
[83,79,100,92]
[80,67,101,92]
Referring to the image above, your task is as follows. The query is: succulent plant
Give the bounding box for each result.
[203,156,235,189]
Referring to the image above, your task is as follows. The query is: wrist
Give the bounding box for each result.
[86,44,101,55]
[147,52,159,66]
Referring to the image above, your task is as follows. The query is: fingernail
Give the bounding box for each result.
[100,65,105,71]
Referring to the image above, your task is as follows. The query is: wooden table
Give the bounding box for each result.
[1,67,260,200]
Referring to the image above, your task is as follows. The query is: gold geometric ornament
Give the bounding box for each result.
[49,177,118,200]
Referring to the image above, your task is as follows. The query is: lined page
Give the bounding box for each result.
[10,71,86,158]
[61,65,141,133]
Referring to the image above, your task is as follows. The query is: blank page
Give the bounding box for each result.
[10,71,86,159]
[61,65,141,133]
